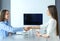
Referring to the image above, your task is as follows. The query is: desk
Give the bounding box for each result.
[2,34,47,41]
[0,30,59,41]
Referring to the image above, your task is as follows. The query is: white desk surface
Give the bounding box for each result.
[1,34,47,41]
[0,30,59,41]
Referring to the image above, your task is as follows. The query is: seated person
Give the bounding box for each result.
[0,9,28,39]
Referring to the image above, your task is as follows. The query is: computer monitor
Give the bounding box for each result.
[24,13,43,25]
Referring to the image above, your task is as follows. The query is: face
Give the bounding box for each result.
[47,9,51,16]
[5,11,9,20]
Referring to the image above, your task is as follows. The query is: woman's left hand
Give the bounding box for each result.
[42,34,50,38]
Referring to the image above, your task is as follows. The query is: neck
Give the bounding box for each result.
[4,20,8,22]
[4,19,8,21]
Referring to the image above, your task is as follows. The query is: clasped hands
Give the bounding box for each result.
[36,31,50,38]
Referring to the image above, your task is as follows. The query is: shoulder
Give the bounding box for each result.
[0,21,3,24]
[50,18,57,24]
[0,22,5,29]
[0,21,6,26]
[51,18,56,23]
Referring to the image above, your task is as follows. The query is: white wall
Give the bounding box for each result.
[11,0,55,27]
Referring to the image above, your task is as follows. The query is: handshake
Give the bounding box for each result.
[24,27,31,31]
[24,25,40,31]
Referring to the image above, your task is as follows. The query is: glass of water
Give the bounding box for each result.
[23,31,29,39]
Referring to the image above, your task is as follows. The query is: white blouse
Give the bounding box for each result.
[40,18,59,41]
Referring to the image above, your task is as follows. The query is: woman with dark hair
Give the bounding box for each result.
[38,5,59,41]
[0,9,27,39]
[25,5,59,41]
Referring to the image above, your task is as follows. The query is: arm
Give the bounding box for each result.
[1,23,14,33]
[24,23,48,31]
[30,22,48,29]
[8,27,23,36]
[1,23,23,33]
[30,26,40,29]
[13,27,23,32]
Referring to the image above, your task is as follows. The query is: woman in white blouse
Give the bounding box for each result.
[25,5,59,41]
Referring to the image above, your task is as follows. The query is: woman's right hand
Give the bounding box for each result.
[42,34,50,38]
[24,27,31,31]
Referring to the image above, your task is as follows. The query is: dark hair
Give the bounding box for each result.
[0,9,9,21]
[48,5,59,35]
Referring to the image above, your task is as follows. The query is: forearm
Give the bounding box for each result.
[30,26,40,29]
[13,27,23,32]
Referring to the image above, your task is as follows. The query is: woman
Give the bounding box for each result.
[25,5,59,41]
[0,9,25,39]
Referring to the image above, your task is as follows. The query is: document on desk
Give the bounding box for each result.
[16,31,23,35]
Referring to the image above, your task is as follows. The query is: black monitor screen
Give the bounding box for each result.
[24,14,43,25]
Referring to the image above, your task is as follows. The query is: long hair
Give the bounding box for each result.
[48,5,59,35]
[0,9,9,21]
